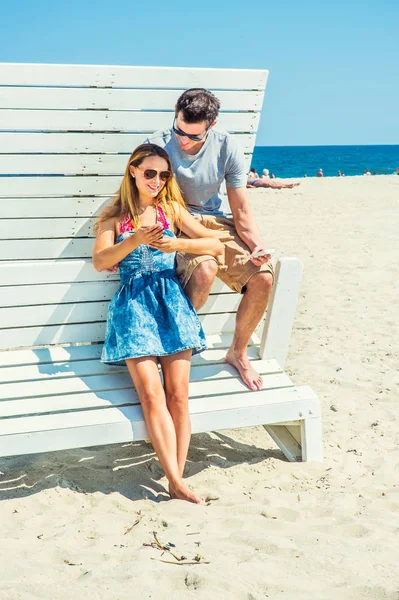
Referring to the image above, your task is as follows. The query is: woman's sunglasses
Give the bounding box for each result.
[134,166,171,182]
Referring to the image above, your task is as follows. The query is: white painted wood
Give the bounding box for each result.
[0,217,95,238]
[300,417,324,461]
[0,295,239,328]
[0,132,256,155]
[0,312,235,349]
[0,88,264,111]
[0,63,268,90]
[0,110,260,133]
[0,281,234,308]
[0,333,259,368]
[0,238,95,260]
[0,260,233,289]
[259,257,304,367]
[0,302,109,328]
[0,153,252,176]
[0,311,236,349]
[0,197,108,219]
[1,369,292,403]
[0,175,123,197]
[0,389,316,459]
[0,260,117,286]
[0,353,279,385]
[263,424,302,462]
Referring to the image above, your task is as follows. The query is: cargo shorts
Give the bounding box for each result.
[175,214,274,294]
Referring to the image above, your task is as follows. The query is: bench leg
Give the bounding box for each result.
[264,416,323,462]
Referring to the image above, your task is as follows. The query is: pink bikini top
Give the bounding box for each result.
[119,205,170,234]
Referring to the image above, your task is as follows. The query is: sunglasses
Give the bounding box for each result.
[134,166,171,182]
[172,117,210,142]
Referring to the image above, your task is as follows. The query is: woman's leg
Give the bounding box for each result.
[159,349,192,478]
[126,355,200,504]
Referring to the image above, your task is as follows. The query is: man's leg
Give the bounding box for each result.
[226,271,273,391]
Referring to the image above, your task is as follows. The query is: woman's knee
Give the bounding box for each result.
[140,388,165,413]
[166,389,189,414]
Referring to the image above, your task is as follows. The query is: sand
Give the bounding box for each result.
[1,175,398,600]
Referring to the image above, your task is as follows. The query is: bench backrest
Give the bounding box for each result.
[0,63,268,351]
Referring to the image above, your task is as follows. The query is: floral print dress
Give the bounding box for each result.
[101,206,207,365]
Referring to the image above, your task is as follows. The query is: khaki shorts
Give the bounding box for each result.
[175,215,274,294]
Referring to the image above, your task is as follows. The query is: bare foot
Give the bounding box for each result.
[225,350,263,391]
[169,481,201,504]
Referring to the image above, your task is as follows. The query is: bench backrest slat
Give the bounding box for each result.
[0,62,268,351]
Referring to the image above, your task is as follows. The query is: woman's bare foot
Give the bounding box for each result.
[169,481,201,504]
[225,350,263,391]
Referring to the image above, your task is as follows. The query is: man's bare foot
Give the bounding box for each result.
[225,350,263,391]
[169,481,201,504]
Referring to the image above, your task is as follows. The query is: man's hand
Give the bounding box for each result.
[249,245,272,266]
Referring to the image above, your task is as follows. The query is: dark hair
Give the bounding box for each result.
[250,167,256,173]
[175,88,220,125]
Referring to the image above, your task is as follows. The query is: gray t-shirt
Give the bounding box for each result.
[146,127,247,216]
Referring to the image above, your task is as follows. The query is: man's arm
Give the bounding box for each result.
[226,185,270,265]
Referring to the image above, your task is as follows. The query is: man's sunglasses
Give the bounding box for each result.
[172,117,210,142]
[134,166,171,182]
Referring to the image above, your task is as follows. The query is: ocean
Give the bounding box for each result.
[251,145,399,179]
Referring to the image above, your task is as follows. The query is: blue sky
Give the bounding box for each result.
[1,0,398,146]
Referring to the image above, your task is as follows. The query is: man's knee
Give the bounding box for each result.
[246,271,273,295]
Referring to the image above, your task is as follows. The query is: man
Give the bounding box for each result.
[147,88,274,391]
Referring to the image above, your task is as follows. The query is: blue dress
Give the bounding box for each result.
[101,217,207,365]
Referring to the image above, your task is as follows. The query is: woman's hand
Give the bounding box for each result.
[149,236,181,253]
[135,224,164,246]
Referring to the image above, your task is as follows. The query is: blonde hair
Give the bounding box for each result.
[94,143,186,234]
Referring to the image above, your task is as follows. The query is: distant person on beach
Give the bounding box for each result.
[249,167,259,178]
[316,169,323,177]
[247,168,300,189]
[364,169,371,176]
[270,173,276,179]
[147,88,274,392]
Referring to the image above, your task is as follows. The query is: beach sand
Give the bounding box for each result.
[1,175,398,600]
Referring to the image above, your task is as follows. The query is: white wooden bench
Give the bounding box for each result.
[0,62,323,463]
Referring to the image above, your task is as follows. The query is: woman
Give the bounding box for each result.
[93,144,224,504]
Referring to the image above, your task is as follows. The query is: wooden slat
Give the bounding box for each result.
[0,349,274,384]
[0,280,234,308]
[0,260,116,285]
[0,88,264,111]
[0,63,268,91]
[0,387,317,459]
[0,197,107,218]
[0,260,232,289]
[0,110,260,133]
[0,239,94,260]
[0,152,251,176]
[0,295,239,328]
[0,332,260,368]
[0,281,120,307]
[0,311,236,349]
[0,369,292,404]
[0,176,123,197]
[0,132,256,154]
[0,217,95,238]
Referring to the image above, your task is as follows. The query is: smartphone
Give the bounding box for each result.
[251,249,275,258]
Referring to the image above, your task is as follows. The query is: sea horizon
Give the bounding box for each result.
[251,144,399,179]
